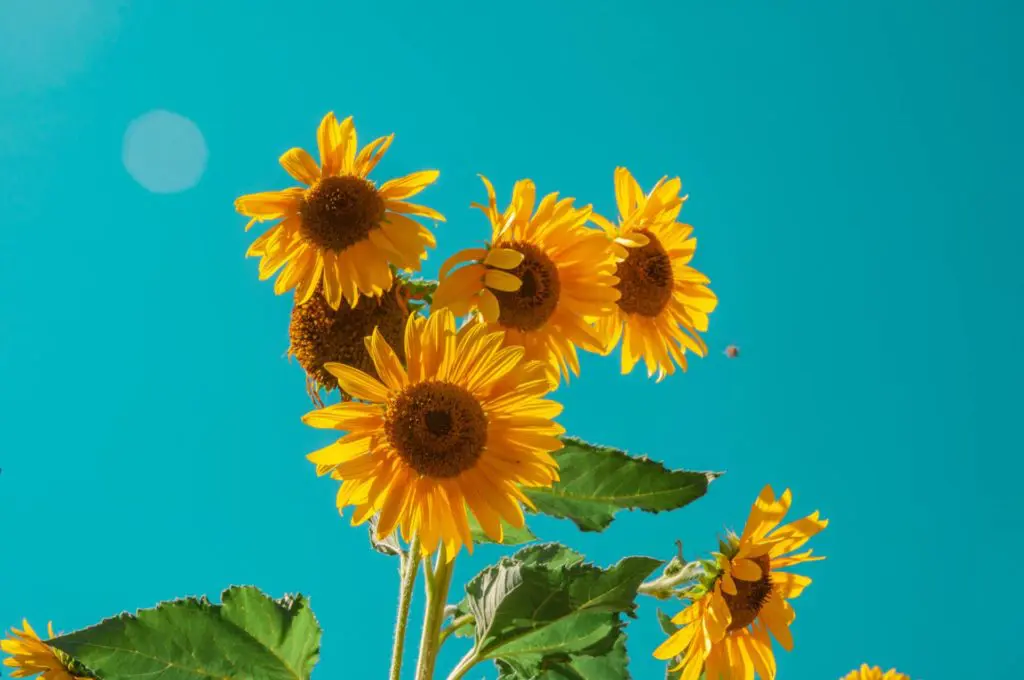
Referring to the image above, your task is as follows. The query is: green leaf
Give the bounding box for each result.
[497,628,631,680]
[402,277,439,304]
[49,586,321,680]
[468,513,538,546]
[459,542,660,677]
[524,437,721,532]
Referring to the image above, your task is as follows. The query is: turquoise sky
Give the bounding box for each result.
[1,1,1020,678]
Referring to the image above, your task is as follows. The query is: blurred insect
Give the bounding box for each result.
[724,344,740,359]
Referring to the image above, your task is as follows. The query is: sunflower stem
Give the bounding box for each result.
[444,648,481,680]
[638,560,704,599]
[388,535,421,680]
[438,614,474,647]
[415,549,455,680]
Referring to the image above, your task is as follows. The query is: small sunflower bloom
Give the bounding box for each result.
[840,665,910,680]
[301,309,564,559]
[432,176,620,385]
[592,167,717,381]
[236,112,444,309]
[2,620,88,680]
[288,281,411,406]
[653,485,828,680]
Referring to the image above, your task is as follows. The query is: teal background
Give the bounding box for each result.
[1,1,1020,678]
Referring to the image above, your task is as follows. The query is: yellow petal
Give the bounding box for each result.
[379,170,440,200]
[484,269,522,292]
[386,200,446,222]
[234,188,303,220]
[439,248,487,280]
[478,288,500,323]
[323,363,391,403]
[356,134,393,176]
[317,112,342,176]
[615,232,650,248]
[732,558,763,582]
[279,147,320,185]
[484,247,525,270]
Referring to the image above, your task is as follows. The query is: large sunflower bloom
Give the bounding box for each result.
[653,485,828,680]
[840,665,910,680]
[301,308,563,558]
[235,112,444,309]
[432,176,620,385]
[2,620,87,679]
[592,167,717,381]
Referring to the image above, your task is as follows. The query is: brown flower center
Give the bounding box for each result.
[722,554,773,631]
[289,285,409,403]
[385,380,488,478]
[614,229,674,317]
[491,241,560,331]
[300,175,385,251]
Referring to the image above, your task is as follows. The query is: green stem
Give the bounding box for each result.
[438,614,474,647]
[415,549,456,680]
[388,536,422,680]
[637,560,704,599]
[445,649,481,680]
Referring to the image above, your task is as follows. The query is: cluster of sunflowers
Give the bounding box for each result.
[3,113,907,680]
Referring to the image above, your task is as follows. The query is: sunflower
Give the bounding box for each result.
[591,167,717,381]
[289,281,411,406]
[840,665,910,680]
[301,308,563,558]
[2,620,88,680]
[653,485,828,680]
[236,112,444,309]
[432,176,620,385]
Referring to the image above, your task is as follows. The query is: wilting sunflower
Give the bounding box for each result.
[840,665,910,680]
[591,167,717,381]
[432,176,620,385]
[302,308,563,558]
[289,281,411,406]
[236,112,444,309]
[653,485,828,680]
[2,620,89,680]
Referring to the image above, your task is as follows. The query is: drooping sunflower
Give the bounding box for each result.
[653,485,828,680]
[301,308,563,558]
[432,176,620,386]
[236,112,444,309]
[591,167,718,381]
[288,281,411,406]
[2,620,89,680]
[840,665,910,680]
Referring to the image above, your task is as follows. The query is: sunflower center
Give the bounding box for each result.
[385,381,488,478]
[289,285,409,398]
[722,554,773,631]
[491,242,561,331]
[300,175,385,251]
[614,229,674,317]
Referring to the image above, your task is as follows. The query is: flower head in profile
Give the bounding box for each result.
[840,665,910,680]
[289,281,411,406]
[653,485,828,680]
[301,309,563,559]
[432,176,620,386]
[2,620,90,679]
[592,167,717,381]
[236,112,444,309]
